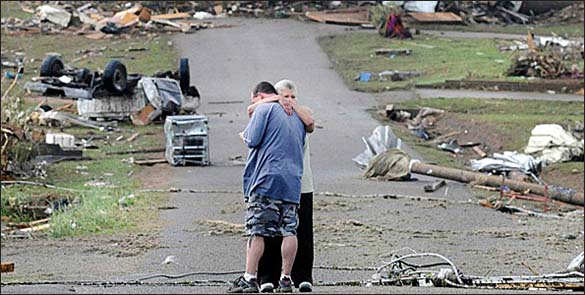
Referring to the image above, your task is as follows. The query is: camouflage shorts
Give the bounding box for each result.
[245,194,298,237]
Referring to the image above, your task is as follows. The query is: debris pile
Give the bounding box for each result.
[394,1,580,26]
[524,124,584,165]
[1,2,231,39]
[23,55,200,124]
[505,33,584,79]
[437,1,531,25]
[354,125,584,206]
[507,52,571,79]
[533,2,585,25]
[368,249,585,291]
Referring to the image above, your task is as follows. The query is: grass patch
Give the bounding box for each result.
[395,98,583,151]
[1,33,177,101]
[318,31,583,92]
[374,98,584,189]
[1,1,177,237]
[319,32,516,92]
[1,1,34,20]
[1,122,166,237]
[411,23,585,38]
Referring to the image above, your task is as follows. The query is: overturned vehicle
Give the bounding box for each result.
[25,56,200,122]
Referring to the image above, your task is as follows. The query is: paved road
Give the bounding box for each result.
[380,89,584,102]
[2,18,582,294]
[422,30,585,42]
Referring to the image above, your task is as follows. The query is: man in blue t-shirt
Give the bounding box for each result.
[229,81,306,293]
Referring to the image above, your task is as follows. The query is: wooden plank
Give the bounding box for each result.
[106,148,164,155]
[1,262,14,273]
[472,146,487,158]
[407,12,463,23]
[305,8,371,26]
[375,48,412,56]
[7,223,50,234]
[151,13,191,20]
[424,180,446,192]
[134,158,167,166]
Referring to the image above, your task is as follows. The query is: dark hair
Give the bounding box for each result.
[252,81,277,95]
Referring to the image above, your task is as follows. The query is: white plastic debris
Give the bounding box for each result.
[524,124,584,165]
[162,255,178,265]
[193,11,215,20]
[353,125,402,169]
[37,5,72,27]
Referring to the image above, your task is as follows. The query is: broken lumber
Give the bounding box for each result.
[106,148,164,155]
[410,162,584,206]
[7,223,51,234]
[8,218,51,229]
[126,132,140,142]
[134,158,167,166]
[1,262,14,273]
[472,146,487,158]
[1,180,82,192]
[424,180,446,192]
[375,48,412,56]
[430,131,461,144]
[151,13,190,20]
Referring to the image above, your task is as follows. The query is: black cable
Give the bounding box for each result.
[136,270,243,281]
[400,261,452,269]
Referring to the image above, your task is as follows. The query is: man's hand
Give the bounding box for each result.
[278,95,293,116]
[239,131,245,143]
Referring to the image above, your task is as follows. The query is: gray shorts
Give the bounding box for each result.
[245,194,298,237]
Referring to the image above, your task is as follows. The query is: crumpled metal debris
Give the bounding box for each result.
[353,125,402,169]
[470,151,543,183]
[368,248,585,291]
[437,139,462,154]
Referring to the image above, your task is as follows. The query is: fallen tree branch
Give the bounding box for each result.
[1,181,82,192]
[1,66,22,100]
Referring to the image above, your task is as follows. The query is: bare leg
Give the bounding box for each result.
[281,235,298,276]
[246,236,265,275]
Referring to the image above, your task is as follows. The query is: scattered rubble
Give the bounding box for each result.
[533,2,585,25]
[1,2,233,38]
[305,7,371,26]
[353,125,584,206]
[24,56,200,124]
[471,151,542,183]
[368,249,584,290]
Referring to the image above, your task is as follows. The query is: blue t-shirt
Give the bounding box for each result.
[242,103,306,204]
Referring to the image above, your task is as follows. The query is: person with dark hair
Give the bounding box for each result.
[249,79,316,293]
[229,81,306,293]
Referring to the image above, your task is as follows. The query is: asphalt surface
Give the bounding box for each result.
[2,18,583,294]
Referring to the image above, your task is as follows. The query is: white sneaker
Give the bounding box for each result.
[260,282,274,293]
[299,281,313,292]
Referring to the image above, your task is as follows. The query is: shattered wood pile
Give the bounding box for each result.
[505,32,584,80]
[507,52,571,79]
[0,2,232,39]
[534,2,585,25]
[305,7,371,26]
[441,1,530,25]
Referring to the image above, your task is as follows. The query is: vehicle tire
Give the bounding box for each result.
[40,55,64,77]
[103,60,127,94]
[76,68,92,85]
[179,58,190,94]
